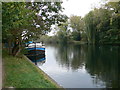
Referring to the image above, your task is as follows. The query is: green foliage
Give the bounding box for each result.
[84,1,120,44]
[38,35,59,44]
[71,31,81,41]
[2,2,36,55]
[57,31,67,43]
[2,2,67,55]
[56,22,70,43]
[70,15,83,32]
[2,2,32,40]
[99,29,120,43]
[26,2,67,35]
[69,15,84,41]
[84,11,95,44]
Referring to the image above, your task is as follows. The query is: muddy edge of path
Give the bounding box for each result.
[0,54,2,89]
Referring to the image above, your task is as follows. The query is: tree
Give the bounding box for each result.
[2,2,67,56]
[84,1,120,44]
[2,2,34,55]
[57,22,70,43]
[84,11,96,44]
[69,15,84,41]
[103,2,120,43]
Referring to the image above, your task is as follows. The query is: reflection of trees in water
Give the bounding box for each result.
[54,43,120,88]
[85,45,120,88]
[55,44,87,71]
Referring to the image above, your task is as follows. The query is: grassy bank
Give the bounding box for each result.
[68,40,87,45]
[2,50,59,88]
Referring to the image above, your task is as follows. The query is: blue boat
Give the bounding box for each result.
[25,42,45,55]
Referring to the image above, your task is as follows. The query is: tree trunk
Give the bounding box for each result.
[12,41,21,56]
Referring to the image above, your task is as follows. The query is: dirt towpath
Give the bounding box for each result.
[0,56,2,89]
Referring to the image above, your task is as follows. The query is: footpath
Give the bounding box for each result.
[0,55,2,90]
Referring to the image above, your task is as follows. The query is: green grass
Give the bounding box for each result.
[3,50,59,88]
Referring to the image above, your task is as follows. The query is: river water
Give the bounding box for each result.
[34,44,119,88]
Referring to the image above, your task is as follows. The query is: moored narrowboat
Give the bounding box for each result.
[25,42,45,55]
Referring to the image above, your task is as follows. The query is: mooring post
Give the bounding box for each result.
[35,42,37,65]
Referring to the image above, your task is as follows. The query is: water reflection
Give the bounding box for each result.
[53,44,120,88]
[55,44,86,71]
[85,45,120,88]
[26,54,46,65]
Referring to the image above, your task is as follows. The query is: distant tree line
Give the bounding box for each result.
[46,1,120,45]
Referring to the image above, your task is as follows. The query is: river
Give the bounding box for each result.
[30,44,120,88]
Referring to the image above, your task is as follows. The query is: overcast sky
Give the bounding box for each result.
[61,0,102,17]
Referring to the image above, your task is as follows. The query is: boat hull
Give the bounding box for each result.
[25,42,45,56]
[27,54,46,62]
[27,47,45,51]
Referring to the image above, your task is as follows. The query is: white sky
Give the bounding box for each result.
[61,0,103,17]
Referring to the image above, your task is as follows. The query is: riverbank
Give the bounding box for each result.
[68,40,87,45]
[68,40,120,45]
[2,50,61,88]
[42,38,120,46]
